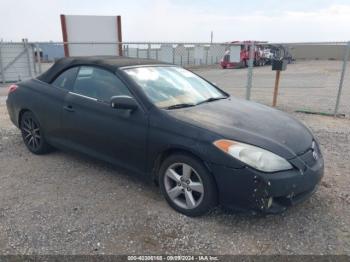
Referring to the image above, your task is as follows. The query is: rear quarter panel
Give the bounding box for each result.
[6,79,67,140]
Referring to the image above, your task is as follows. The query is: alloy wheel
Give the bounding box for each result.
[21,116,41,151]
[164,163,204,209]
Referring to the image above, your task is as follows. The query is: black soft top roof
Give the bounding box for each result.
[37,56,170,83]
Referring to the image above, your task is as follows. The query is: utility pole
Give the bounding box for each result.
[246,41,254,100]
[334,41,350,116]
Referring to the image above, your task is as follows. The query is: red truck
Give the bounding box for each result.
[220,41,268,69]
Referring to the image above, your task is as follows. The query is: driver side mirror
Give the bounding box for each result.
[110,96,138,111]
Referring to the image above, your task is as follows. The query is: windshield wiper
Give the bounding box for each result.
[163,103,196,110]
[196,96,228,105]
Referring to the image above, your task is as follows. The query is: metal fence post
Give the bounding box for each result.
[0,40,5,83]
[246,41,254,100]
[147,43,151,59]
[172,47,175,64]
[35,43,42,74]
[187,49,190,65]
[24,39,33,78]
[31,44,37,75]
[334,41,350,116]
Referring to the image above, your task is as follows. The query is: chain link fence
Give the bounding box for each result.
[0,40,36,82]
[243,42,350,117]
[122,43,227,66]
[0,40,349,118]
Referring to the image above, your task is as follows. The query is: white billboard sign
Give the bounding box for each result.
[60,15,122,57]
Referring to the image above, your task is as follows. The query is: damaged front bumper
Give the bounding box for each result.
[209,150,324,214]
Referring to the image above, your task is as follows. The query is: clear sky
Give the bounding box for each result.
[1,0,350,42]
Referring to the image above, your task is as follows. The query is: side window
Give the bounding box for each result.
[73,66,132,102]
[51,67,79,91]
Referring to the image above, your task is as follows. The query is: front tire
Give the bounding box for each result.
[159,154,218,217]
[20,111,52,154]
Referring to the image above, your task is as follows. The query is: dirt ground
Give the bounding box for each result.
[0,61,349,255]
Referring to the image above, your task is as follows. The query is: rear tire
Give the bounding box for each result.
[20,111,52,154]
[159,153,218,217]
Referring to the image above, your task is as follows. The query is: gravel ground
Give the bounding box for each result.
[0,61,350,255]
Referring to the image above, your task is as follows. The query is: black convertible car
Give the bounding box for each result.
[6,56,324,216]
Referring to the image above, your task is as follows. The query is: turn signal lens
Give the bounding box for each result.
[213,139,237,152]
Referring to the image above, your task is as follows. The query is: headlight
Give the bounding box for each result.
[213,139,293,172]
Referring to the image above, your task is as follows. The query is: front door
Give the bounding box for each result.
[43,66,79,143]
[61,66,148,173]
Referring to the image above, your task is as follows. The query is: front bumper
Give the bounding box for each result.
[209,152,324,213]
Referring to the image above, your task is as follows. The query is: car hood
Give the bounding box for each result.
[166,97,313,159]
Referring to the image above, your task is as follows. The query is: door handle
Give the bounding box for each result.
[63,105,75,112]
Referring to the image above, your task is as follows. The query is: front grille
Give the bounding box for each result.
[274,186,316,207]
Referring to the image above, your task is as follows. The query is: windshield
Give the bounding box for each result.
[123,66,227,108]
